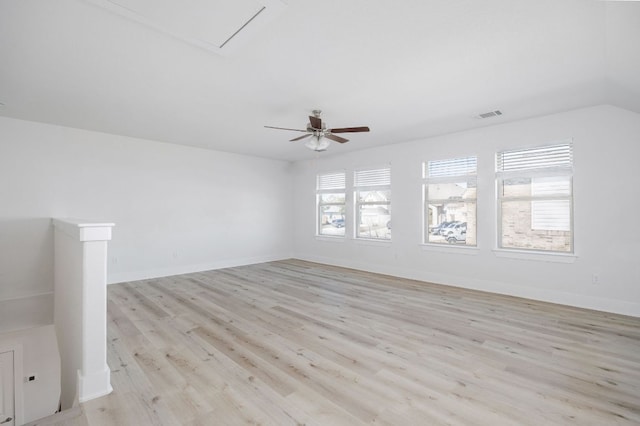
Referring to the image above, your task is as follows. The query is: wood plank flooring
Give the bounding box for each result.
[71,259,640,425]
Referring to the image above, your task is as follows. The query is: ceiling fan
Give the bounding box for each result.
[265,110,370,151]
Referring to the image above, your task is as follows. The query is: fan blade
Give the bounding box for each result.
[326,134,349,144]
[328,126,370,133]
[290,134,312,142]
[264,126,307,132]
[308,115,322,130]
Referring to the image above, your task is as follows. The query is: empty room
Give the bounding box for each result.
[1,0,640,425]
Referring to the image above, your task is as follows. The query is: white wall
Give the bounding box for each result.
[292,105,640,317]
[0,116,292,420]
[0,116,293,329]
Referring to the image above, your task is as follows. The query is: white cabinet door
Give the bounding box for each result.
[0,351,14,426]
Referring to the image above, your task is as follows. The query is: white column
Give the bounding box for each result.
[53,219,114,408]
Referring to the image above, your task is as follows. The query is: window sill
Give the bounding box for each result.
[315,235,346,243]
[354,238,392,247]
[492,249,577,263]
[420,244,479,255]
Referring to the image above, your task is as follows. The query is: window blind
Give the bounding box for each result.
[427,156,477,178]
[531,200,571,231]
[317,172,345,190]
[354,167,391,187]
[497,143,573,172]
[531,177,571,196]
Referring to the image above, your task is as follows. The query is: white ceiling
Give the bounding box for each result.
[1,0,639,162]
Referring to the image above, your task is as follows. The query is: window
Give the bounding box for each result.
[496,142,573,253]
[423,156,477,245]
[317,171,346,237]
[354,167,391,240]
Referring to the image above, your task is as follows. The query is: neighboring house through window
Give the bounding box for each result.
[496,142,573,252]
[317,171,346,237]
[354,167,391,240]
[423,156,477,246]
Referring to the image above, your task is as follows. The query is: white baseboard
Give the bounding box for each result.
[107,253,294,284]
[77,368,113,403]
[294,253,640,318]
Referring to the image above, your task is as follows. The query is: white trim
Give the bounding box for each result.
[354,167,391,241]
[353,238,392,247]
[495,143,574,254]
[492,248,577,263]
[423,156,477,246]
[107,253,293,284]
[314,236,345,243]
[420,244,480,255]
[316,171,347,236]
[77,369,112,403]
[0,292,53,304]
[292,254,639,317]
[52,219,114,242]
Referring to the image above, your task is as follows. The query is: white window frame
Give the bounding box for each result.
[496,141,574,254]
[316,171,346,237]
[423,156,477,246]
[354,167,391,241]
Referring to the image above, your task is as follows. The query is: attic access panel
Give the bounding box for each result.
[86,0,286,55]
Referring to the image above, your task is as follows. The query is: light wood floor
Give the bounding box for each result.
[66,260,640,425]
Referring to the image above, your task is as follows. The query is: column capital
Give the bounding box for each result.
[53,218,114,242]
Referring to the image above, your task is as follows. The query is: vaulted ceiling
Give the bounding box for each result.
[1,0,639,161]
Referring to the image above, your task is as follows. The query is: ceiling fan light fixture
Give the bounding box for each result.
[305,135,331,151]
[265,109,369,152]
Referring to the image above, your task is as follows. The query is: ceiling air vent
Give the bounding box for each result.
[474,110,503,119]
